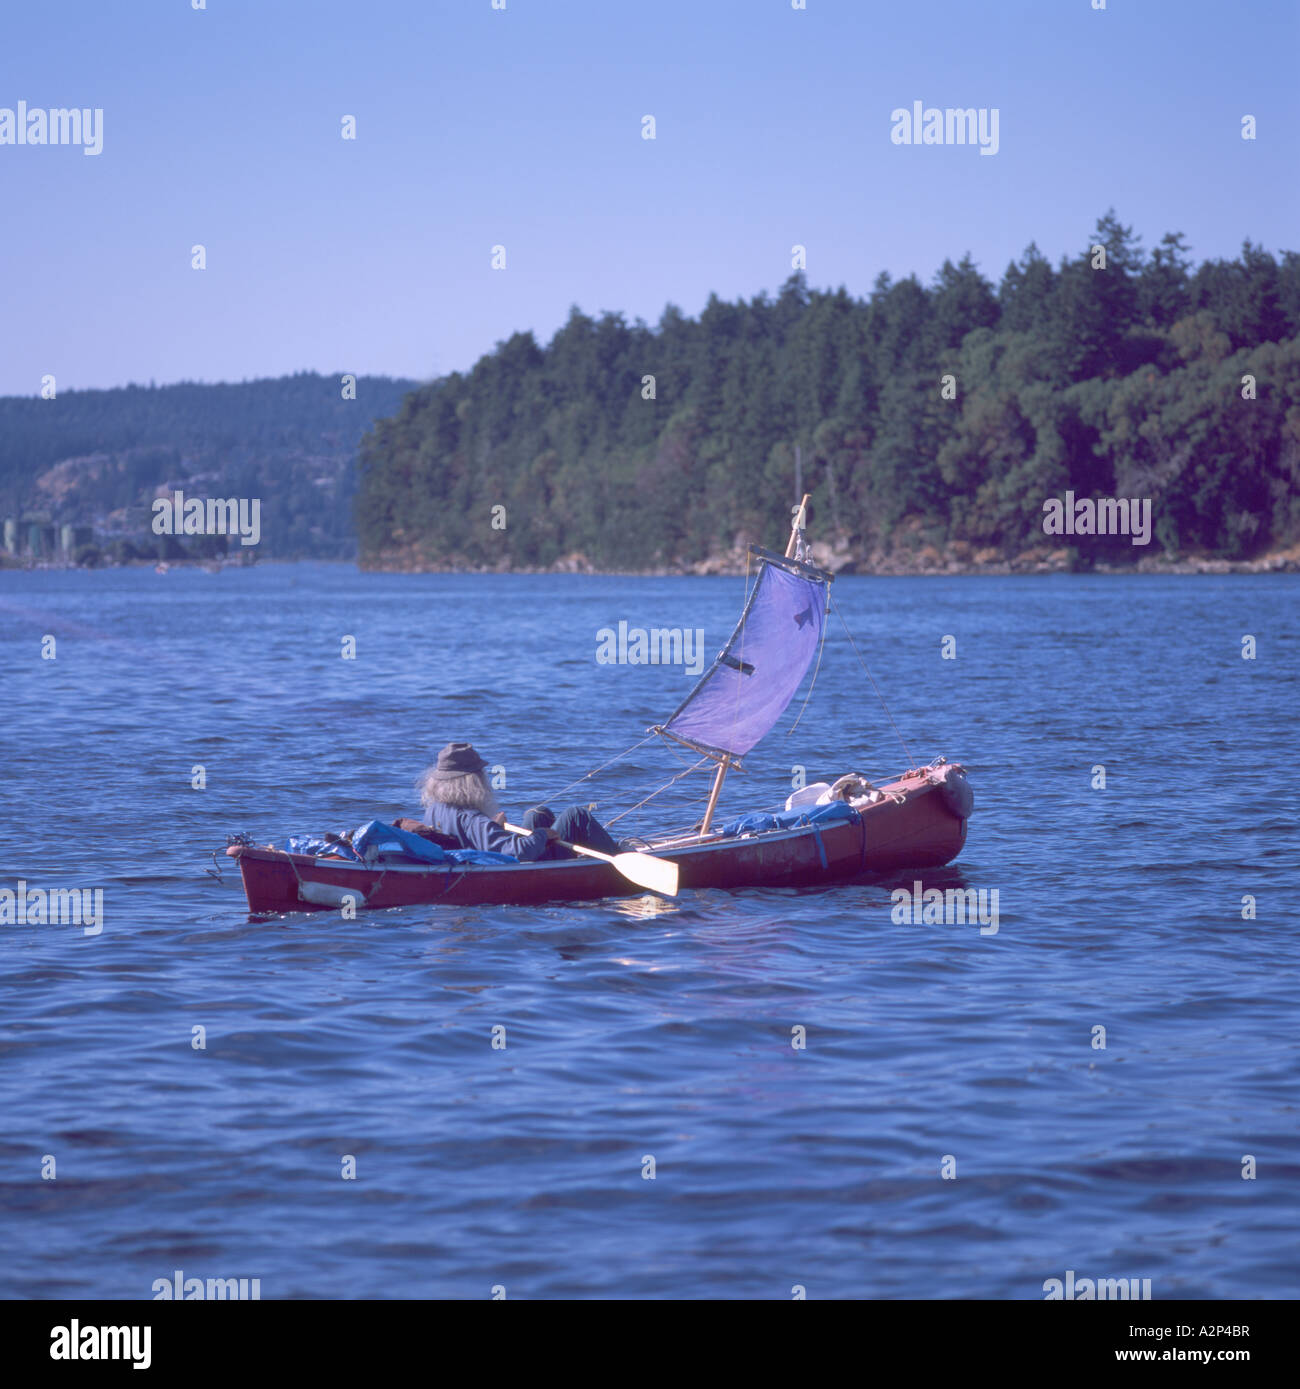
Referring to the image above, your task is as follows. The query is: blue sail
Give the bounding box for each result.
[658,548,830,760]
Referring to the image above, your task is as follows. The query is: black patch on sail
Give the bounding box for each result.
[794,605,813,629]
[720,653,755,676]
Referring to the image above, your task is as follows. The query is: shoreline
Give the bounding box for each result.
[357,542,1300,578]
[6,545,1299,578]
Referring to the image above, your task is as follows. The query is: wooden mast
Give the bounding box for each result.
[698,493,812,838]
[698,753,730,839]
[787,493,810,559]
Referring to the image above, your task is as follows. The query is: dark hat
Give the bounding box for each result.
[430,742,489,780]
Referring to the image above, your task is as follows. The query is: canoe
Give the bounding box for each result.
[227,760,971,914]
[224,496,974,916]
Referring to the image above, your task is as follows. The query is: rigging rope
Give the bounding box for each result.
[532,730,711,837]
[534,731,659,807]
[784,580,830,738]
[606,755,711,826]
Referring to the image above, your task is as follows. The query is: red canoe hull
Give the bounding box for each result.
[229,764,971,915]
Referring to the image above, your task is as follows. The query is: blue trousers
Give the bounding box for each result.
[522,805,619,860]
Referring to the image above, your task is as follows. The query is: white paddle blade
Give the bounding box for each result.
[500,822,679,897]
[612,851,679,897]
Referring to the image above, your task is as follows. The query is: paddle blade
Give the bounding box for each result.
[500,822,679,897]
[612,851,679,897]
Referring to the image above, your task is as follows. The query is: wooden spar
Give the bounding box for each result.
[698,753,731,838]
[698,495,812,839]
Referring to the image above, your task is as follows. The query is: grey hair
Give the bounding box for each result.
[417,767,499,818]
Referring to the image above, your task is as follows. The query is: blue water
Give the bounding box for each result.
[1,564,1296,1299]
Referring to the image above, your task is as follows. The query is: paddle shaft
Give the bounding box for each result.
[501,821,613,865]
[501,821,678,896]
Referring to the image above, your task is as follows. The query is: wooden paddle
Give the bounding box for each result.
[502,821,679,897]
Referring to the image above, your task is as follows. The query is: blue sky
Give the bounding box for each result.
[1,0,1295,395]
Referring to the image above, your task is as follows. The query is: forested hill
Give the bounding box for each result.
[357,214,1300,574]
[1,372,418,560]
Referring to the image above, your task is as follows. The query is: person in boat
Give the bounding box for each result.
[404,742,622,862]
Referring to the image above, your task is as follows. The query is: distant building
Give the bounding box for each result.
[61,524,94,555]
[0,515,91,560]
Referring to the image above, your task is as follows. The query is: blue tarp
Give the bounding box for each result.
[283,820,517,867]
[283,834,362,861]
[352,820,451,864]
[718,799,858,837]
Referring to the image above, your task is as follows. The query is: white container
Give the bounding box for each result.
[784,782,831,812]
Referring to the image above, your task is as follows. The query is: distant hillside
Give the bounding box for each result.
[357,213,1300,574]
[0,372,419,560]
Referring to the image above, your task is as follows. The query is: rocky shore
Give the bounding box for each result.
[360,535,1300,578]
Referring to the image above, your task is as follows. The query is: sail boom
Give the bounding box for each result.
[648,724,743,767]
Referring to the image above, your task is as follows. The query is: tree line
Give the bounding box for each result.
[356,212,1300,569]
